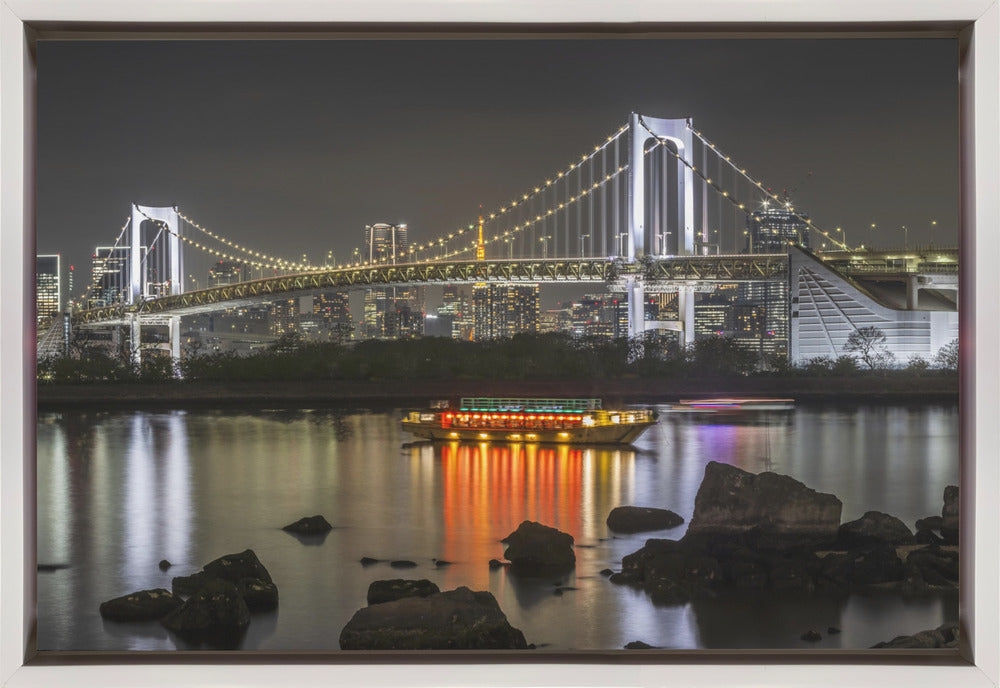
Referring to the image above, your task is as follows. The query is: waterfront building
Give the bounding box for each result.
[269,299,299,336]
[694,301,731,338]
[439,285,474,340]
[736,281,789,360]
[313,292,351,332]
[362,222,417,339]
[472,283,540,340]
[36,254,61,324]
[208,260,248,286]
[745,203,810,253]
[88,246,134,308]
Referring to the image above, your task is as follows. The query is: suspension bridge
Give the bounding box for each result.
[49,112,951,366]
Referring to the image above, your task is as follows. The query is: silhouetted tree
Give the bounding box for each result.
[844,326,895,370]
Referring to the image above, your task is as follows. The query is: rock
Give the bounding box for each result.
[488,559,505,570]
[100,588,182,622]
[606,506,685,534]
[161,579,250,639]
[553,586,577,595]
[37,563,69,572]
[172,571,212,596]
[828,627,841,635]
[339,587,528,650]
[915,529,945,546]
[502,521,575,574]
[282,515,333,535]
[915,515,943,533]
[158,559,172,571]
[202,549,273,585]
[433,559,453,567]
[765,552,819,593]
[684,462,842,551]
[872,623,958,649]
[237,577,278,612]
[390,560,418,569]
[819,543,903,589]
[624,640,654,649]
[941,486,959,544]
[836,511,916,549]
[619,538,722,602]
[902,546,959,594]
[801,630,822,642]
[360,557,380,566]
[367,579,440,605]
[599,568,614,577]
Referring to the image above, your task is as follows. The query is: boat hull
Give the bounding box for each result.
[401,420,655,445]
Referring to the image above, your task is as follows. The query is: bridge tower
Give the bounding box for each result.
[626,113,696,344]
[128,204,184,368]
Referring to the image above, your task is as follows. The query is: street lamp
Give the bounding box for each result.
[930,220,937,247]
[580,233,590,258]
[901,225,908,250]
[835,226,846,249]
[539,235,551,259]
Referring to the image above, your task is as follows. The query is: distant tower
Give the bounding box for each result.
[745,202,810,253]
[476,212,485,261]
[35,254,61,324]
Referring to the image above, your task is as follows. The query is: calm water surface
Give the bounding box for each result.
[36,403,959,651]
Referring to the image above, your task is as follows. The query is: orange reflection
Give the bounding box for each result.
[439,442,585,585]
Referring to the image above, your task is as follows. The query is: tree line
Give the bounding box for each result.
[37,330,959,385]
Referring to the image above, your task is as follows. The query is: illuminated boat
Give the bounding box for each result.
[663,397,795,413]
[402,397,655,444]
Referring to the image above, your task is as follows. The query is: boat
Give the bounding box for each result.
[662,397,795,413]
[401,397,656,445]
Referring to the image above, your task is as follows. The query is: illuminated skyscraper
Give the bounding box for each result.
[88,246,137,308]
[363,222,418,339]
[36,254,61,324]
[472,284,540,340]
[745,204,810,253]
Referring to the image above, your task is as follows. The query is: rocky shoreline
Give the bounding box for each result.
[98,464,960,651]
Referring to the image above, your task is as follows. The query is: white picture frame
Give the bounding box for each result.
[2,1,997,687]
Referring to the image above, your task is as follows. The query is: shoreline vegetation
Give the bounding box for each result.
[38,333,958,408]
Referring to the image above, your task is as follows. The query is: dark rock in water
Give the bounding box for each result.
[553,586,577,595]
[828,627,841,635]
[836,511,916,549]
[819,543,903,589]
[433,559,453,567]
[684,462,841,551]
[801,629,822,642]
[606,506,684,534]
[723,547,769,589]
[872,623,958,649]
[599,568,614,577]
[502,521,575,574]
[237,577,278,612]
[390,560,418,569]
[161,579,250,639]
[282,515,333,535]
[339,586,528,650]
[624,640,654,649]
[915,529,945,546]
[100,588,182,622]
[488,559,505,570]
[765,552,819,593]
[941,486,959,544]
[367,579,440,605]
[202,549,273,585]
[360,557,380,566]
[901,546,959,595]
[916,515,943,533]
[618,538,722,603]
[172,571,212,597]
[158,559,172,571]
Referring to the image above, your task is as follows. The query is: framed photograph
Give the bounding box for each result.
[3,1,997,687]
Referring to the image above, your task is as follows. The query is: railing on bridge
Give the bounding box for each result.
[72,254,790,325]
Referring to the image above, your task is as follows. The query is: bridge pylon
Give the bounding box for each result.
[129,204,184,370]
[626,113,696,344]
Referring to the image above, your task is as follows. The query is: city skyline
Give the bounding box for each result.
[37,37,958,295]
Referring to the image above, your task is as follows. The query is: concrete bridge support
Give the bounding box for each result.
[627,113,696,346]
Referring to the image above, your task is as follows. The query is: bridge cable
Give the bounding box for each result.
[683,123,851,252]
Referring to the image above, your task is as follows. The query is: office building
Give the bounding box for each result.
[36,254,61,324]
[439,285,473,340]
[88,246,133,308]
[745,204,810,253]
[362,222,418,339]
[472,283,540,340]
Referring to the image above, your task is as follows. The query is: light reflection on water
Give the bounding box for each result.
[36,403,958,651]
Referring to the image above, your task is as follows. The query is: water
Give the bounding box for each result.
[36,402,959,651]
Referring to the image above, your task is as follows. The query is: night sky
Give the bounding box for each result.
[37,37,958,302]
